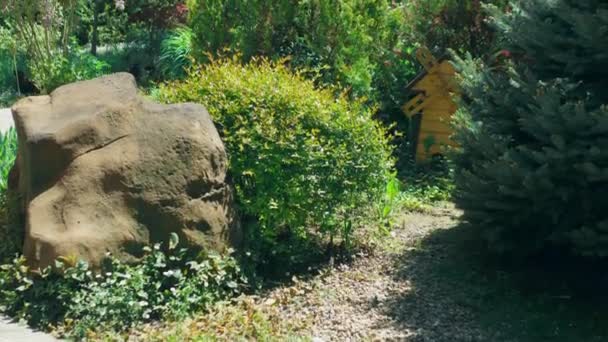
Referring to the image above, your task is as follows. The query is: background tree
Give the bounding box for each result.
[403,0,510,57]
[452,0,608,258]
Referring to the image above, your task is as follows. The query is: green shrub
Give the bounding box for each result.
[1,0,81,93]
[0,235,246,338]
[187,0,414,98]
[156,58,395,265]
[403,0,510,56]
[402,163,453,206]
[452,1,608,258]
[0,128,19,262]
[0,27,17,92]
[28,49,111,94]
[186,0,418,139]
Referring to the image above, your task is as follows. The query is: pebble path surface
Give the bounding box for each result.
[0,318,58,342]
[0,108,13,133]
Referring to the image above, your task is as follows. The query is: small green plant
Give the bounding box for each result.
[121,298,310,341]
[398,159,454,212]
[0,128,17,194]
[0,234,246,338]
[0,27,22,95]
[378,176,401,231]
[159,26,193,78]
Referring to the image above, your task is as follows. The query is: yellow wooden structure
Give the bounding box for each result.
[402,47,459,161]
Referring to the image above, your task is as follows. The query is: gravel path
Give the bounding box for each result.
[0,108,13,133]
[0,318,58,342]
[268,206,470,341]
[132,204,472,341]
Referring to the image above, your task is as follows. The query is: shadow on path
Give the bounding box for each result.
[382,215,608,342]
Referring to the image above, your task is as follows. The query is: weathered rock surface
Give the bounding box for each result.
[9,73,240,269]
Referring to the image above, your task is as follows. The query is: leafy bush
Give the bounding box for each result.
[0,91,20,108]
[28,50,111,93]
[0,27,19,93]
[396,158,454,212]
[187,0,412,96]
[186,0,418,136]
[0,0,82,93]
[452,1,608,258]
[156,58,395,267]
[403,0,510,57]
[0,236,246,338]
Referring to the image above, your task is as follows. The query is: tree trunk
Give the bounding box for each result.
[91,1,100,56]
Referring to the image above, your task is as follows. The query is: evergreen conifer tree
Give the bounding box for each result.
[452,0,608,257]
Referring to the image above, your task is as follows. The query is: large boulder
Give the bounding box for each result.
[9,73,240,269]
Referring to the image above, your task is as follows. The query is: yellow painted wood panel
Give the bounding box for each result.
[404,49,459,161]
[422,113,454,124]
[403,93,427,117]
[423,112,453,121]
[420,120,451,133]
[418,132,454,145]
[403,95,457,117]
[416,142,450,159]
[413,76,450,94]
[421,100,457,113]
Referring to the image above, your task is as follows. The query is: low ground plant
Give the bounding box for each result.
[111,298,310,341]
[398,159,454,212]
[0,235,246,338]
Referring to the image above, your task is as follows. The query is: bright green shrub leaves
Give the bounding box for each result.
[156,57,395,251]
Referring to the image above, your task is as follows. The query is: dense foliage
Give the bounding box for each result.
[0,0,112,93]
[0,128,19,262]
[0,236,245,338]
[404,0,510,56]
[0,27,21,102]
[452,0,608,258]
[0,0,509,164]
[186,0,418,153]
[156,58,395,266]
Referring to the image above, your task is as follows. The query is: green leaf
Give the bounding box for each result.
[169,233,179,250]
